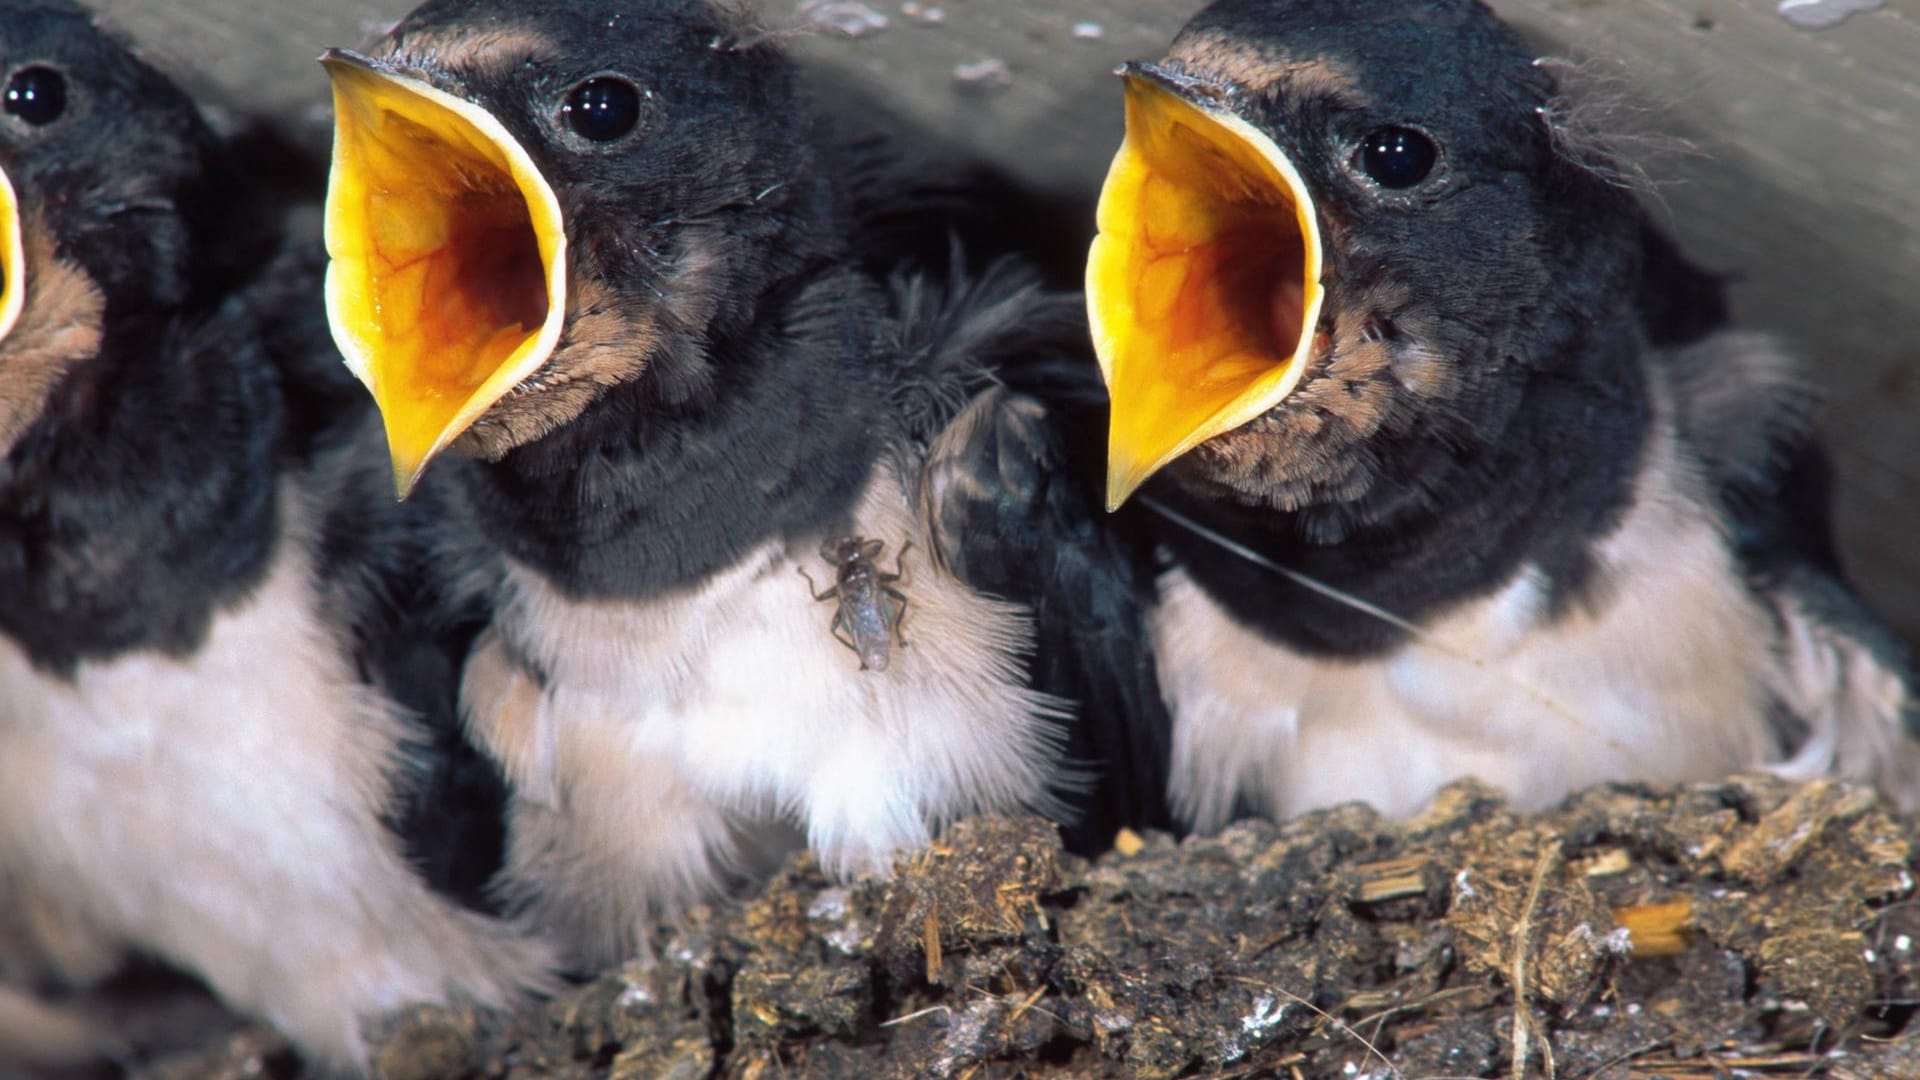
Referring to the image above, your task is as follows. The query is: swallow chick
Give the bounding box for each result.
[1086,0,1920,831]
[0,1,552,1070]
[319,0,1075,969]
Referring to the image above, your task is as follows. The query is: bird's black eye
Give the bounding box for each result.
[563,77,641,142]
[1358,127,1437,189]
[4,66,67,127]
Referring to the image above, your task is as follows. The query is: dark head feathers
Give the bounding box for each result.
[878,253,1081,446]
[362,0,851,460]
[0,0,274,314]
[1156,0,1657,519]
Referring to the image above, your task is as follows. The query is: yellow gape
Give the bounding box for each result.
[322,50,569,496]
[1087,72,1325,510]
[0,165,25,345]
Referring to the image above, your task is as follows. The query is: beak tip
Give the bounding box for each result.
[1105,433,1157,513]
[387,441,432,501]
[318,47,367,70]
[392,460,428,501]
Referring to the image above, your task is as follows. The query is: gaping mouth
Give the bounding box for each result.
[321,49,567,496]
[1087,66,1325,509]
[0,164,24,345]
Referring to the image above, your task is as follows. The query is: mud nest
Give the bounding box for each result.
[138,775,1920,1079]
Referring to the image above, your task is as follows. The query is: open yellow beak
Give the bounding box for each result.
[321,49,567,497]
[1087,68,1325,510]
[0,164,24,345]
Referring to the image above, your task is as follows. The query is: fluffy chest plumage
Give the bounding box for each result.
[1155,434,1781,831]
[0,502,402,984]
[464,466,1063,900]
[0,491,555,1065]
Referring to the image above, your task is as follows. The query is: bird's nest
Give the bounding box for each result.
[119,775,1920,1078]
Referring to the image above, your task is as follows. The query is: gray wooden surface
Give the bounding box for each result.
[95,0,1920,642]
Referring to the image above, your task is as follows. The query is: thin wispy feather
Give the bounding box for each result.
[1139,495,1644,765]
[712,0,880,51]
[1532,54,1708,215]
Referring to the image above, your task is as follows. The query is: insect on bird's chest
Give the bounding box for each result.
[464,467,1063,826]
[800,536,912,672]
[833,565,898,662]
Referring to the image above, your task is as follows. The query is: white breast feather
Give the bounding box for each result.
[1764,590,1920,810]
[1157,419,1780,832]
[464,463,1067,968]
[0,487,552,1071]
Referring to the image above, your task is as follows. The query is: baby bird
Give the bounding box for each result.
[319,0,1091,969]
[0,1,550,1070]
[1085,0,1920,829]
